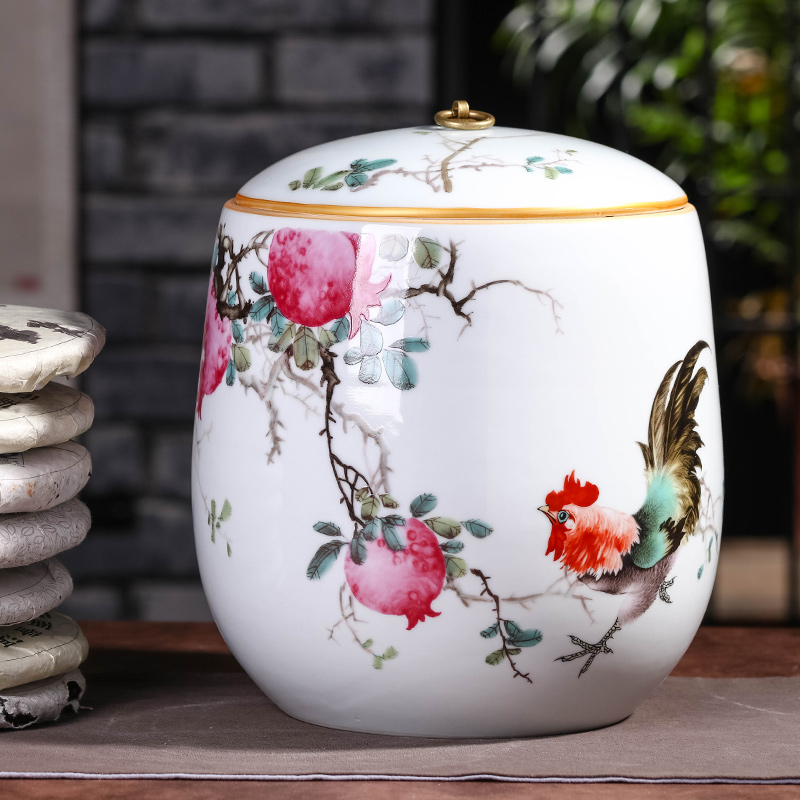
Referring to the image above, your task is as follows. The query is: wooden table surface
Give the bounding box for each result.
[2,623,798,799]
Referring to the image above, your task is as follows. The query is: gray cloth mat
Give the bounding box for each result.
[0,674,797,783]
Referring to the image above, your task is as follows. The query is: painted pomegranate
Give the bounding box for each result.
[267,228,388,337]
[196,280,231,418]
[344,518,446,630]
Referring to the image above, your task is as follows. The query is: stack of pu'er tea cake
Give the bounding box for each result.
[0,305,105,729]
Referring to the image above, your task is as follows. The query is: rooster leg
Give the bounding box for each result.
[659,577,676,603]
[555,619,621,677]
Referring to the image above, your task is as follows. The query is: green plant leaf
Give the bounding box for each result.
[372,299,405,326]
[486,649,506,666]
[381,514,406,526]
[345,172,368,188]
[527,156,544,163]
[306,540,345,579]
[232,344,252,373]
[379,493,399,508]
[210,499,216,523]
[249,271,268,295]
[227,290,238,306]
[359,355,381,384]
[350,529,367,565]
[508,628,543,648]
[440,540,464,554]
[318,328,337,349]
[313,170,349,188]
[219,499,232,521]
[362,159,397,171]
[271,309,288,336]
[227,542,232,557]
[225,359,236,386]
[271,322,295,353]
[362,639,373,649]
[361,495,380,520]
[410,493,437,517]
[383,646,398,660]
[232,320,244,343]
[373,655,384,670]
[555,166,573,174]
[288,180,301,191]
[355,487,371,502]
[293,326,319,371]
[507,648,522,656]
[380,234,409,262]
[359,322,383,356]
[425,517,461,539]
[329,316,350,342]
[503,620,522,639]
[462,519,493,538]
[383,350,418,390]
[412,237,444,270]
[544,166,559,180]
[565,149,577,155]
[480,623,500,639]
[445,555,468,580]
[250,295,274,322]
[362,518,380,541]
[303,167,322,188]
[389,337,430,353]
[382,524,404,551]
[313,521,342,537]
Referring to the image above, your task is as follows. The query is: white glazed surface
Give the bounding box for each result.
[193,206,723,737]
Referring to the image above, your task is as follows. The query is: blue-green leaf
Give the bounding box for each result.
[359,355,381,384]
[250,295,275,322]
[382,524,404,551]
[362,519,380,541]
[350,159,368,170]
[359,322,383,356]
[249,271,268,295]
[381,514,406,527]
[313,521,342,537]
[227,290,238,306]
[480,623,500,639]
[271,309,287,336]
[410,493,437,517]
[224,359,235,386]
[383,350,417,390]
[362,159,397,171]
[372,299,405,326]
[345,172,368,188]
[697,565,704,579]
[350,530,367,565]
[440,540,464,554]
[389,338,430,353]
[555,166,573,174]
[508,628,543,648]
[503,620,523,639]
[306,540,345,579]
[344,347,364,365]
[527,156,545,163]
[232,320,244,343]
[462,519,493,538]
[329,316,350,342]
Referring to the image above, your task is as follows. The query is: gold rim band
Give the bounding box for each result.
[232,194,691,223]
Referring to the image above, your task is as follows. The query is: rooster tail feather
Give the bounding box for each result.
[632,341,709,569]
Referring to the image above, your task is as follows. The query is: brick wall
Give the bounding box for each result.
[62,0,435,620]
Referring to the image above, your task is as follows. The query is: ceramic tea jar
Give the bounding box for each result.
[192,102,723,737]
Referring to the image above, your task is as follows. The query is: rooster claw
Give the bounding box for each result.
[556,619,621,677]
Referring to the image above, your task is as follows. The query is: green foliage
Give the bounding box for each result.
[307,540,345,579]
[425,516,462,539]
[410,493,437,517]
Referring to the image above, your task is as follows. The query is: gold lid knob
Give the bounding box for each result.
[434,100,495,131]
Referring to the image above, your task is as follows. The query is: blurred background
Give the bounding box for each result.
[2,0,798,623]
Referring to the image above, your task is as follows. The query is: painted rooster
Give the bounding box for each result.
[538,340,709,675]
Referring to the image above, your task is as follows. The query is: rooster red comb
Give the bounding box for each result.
[545,471,599,509]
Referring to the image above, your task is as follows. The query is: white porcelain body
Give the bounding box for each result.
[192,201,723,738]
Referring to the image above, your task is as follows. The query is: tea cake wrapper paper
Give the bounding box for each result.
[0,559,73,626]
[0,668,85,730]
[0,383,94,454]
[0,613,88,691]
[0,442,91,513]
[0,306,105,393]
[0,498,90,569]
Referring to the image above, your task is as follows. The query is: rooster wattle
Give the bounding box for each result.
[538,340,710,675]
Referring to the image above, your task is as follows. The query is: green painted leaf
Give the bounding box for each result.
[508,628,543,648]
[440,540,464,554]
[389,337,430,353]
[412,237,444,270]
[227,290,238,306]
[320,182,344,191]
[232,344,252,372]
[219,499,232,521]
[313,521,342,537]
[306,540,345,579]
[271,309,288,336]
[445,555,468,580]
[373,655,384,670]
[250,295,274,322]
[303,167,322,188]
[380,234,409,262]
[379,493,399,508]
[359,322,383,356]
[361,495,380,520]
[359,355,381,384]
[355,487,371,502]
[232,320,244,343]
[507,648,522,656]
[382,524,404,551]
[527,156,545,163]
[350,529,367,565]
[293,326,319,371]
[329,316,350,342]
[410,493,437,517]
[362,518,380,541]
[503,620,522,639]
[313,170,349,188]
[318,328,337,349]
[544,166,559,180]
[227,542,232,557]
[462,519,493,538]
[350,159,368,170]
[425,516,462,539]
[383,646,398,660]
[480,623,499,639]
[211,499,216,522]
[249,271,268,295]
[383,350,417,390]
[381,515,406,531]
[362,639,373,649]
[345,171,368,188]
[225,359,236,386]
[271,322,295,353]
[565,149,578,155]
[486,649,506,666]
[344,347,364,365]
[362,159,397,171]
[697,565,704,579]
[288,180,301,191]
[372,299,405,326]
[555,166,573,174]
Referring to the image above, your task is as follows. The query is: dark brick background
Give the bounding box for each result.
[64,0,435,620]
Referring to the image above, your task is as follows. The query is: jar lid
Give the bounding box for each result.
[234,101,687,221]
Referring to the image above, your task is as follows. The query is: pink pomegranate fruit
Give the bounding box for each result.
[267,228,388,337]
[344,518,446,630]
[196,279,231,418]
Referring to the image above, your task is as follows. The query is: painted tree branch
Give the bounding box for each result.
[213,227,273,321]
